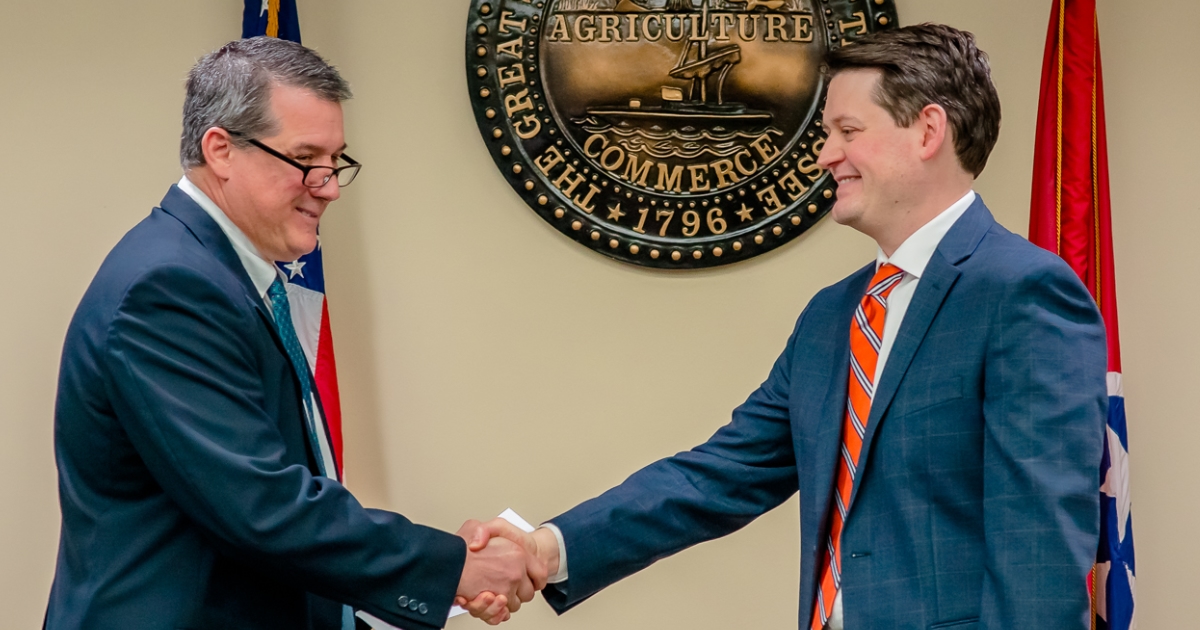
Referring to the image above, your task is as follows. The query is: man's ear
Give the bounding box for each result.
[916,103,950,162]
[200,127,236,180]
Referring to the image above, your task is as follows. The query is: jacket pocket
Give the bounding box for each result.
[902,376,963,416]
[928,618,979,629]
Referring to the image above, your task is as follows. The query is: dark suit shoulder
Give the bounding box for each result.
[943,222,1090,308]
[79,208,252,327]
[944,221,1103,350]
[111,208,242,291]
[61,207,261,395]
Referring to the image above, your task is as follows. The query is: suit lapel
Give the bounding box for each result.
[848,198,995,506]
[804,266,874,541]
[158,185,270,320]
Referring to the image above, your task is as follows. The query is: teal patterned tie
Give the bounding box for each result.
[267,277,354,630]
[270,280,352,628]
[266,277,328,478]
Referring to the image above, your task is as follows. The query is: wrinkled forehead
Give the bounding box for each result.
[263,84,346,150]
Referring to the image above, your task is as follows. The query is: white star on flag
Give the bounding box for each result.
[284,260,306,279]
[260,0,270,17]
[1099,424,1131,543]
[1101,373,1132,545]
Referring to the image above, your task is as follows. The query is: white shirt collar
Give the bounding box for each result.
[877,190,976,279]
[178,176,282,299]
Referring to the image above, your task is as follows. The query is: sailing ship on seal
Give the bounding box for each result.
[584,0,775,129]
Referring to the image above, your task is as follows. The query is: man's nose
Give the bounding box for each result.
[311,175,341,202]
[817,137,841,169]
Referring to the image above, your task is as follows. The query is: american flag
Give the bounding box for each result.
[1028,1,1135,627]
[243,0,346,480]
[243,0,301,42]
[276,243,344,480]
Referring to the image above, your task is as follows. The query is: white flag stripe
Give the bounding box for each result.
[1107,371,1123,397]
[285,283,326,373]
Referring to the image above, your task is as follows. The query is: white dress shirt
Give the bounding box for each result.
[544,191,978,625]
[177,176,339,479]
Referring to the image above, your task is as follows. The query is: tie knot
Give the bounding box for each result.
[267,276,288,303]
[867,263,904,300]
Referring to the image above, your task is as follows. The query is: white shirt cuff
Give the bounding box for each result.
[539,523,569,584]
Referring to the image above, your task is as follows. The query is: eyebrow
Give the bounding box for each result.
[825,114,855,125]
[290,142,349,156]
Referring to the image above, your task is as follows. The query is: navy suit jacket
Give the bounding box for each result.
[544,198,1106,629]
[48,186,464,630]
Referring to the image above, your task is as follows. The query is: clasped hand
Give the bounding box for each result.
[454,519,560,625]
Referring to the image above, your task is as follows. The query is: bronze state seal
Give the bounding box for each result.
[467,0,897,268]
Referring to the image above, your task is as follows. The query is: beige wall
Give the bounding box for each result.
[3,1,1195,628]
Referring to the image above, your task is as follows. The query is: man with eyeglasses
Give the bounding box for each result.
[46,37,540,630]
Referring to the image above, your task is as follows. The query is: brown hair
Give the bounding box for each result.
[825,23,1001,177]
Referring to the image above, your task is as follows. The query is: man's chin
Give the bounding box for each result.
[829,201,858,226]
[281,240,319,263]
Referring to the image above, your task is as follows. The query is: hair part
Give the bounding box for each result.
[824,23,1001,178]
[180,37,352,169]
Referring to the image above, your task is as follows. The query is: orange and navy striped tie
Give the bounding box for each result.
[811,263,904,630]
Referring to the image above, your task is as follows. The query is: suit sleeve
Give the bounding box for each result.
[980,260,1106,629]
[542,312,805,612]
[103,264,464,630]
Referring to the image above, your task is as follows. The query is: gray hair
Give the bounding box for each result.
[180,36,352,169]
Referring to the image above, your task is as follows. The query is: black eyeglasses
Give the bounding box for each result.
[228,130,361,188]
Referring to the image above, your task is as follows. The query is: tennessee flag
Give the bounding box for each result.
[1028,1,1136,628]
[242,0,345,481]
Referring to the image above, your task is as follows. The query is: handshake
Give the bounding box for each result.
[452,518,560,625]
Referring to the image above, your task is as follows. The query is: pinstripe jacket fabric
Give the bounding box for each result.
[543,197,1106,630]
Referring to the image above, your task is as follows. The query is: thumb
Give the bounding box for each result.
[483,518,527,545]
[469,526,490,552]
[456,519,490,552]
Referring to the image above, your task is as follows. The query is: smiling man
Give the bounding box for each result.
[46,37,544,630]
[470,23,1108,630]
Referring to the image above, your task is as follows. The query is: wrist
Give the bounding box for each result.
[532,526,561,577]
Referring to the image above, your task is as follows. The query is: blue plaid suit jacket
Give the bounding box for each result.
[544,197,1106,630]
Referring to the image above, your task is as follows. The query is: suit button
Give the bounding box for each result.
[418,603,429,615]
[397,596,409,609]
[409,600,420,611]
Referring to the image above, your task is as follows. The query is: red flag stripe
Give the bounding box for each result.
[1030,0,1121,371]
[314,299,344,479]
